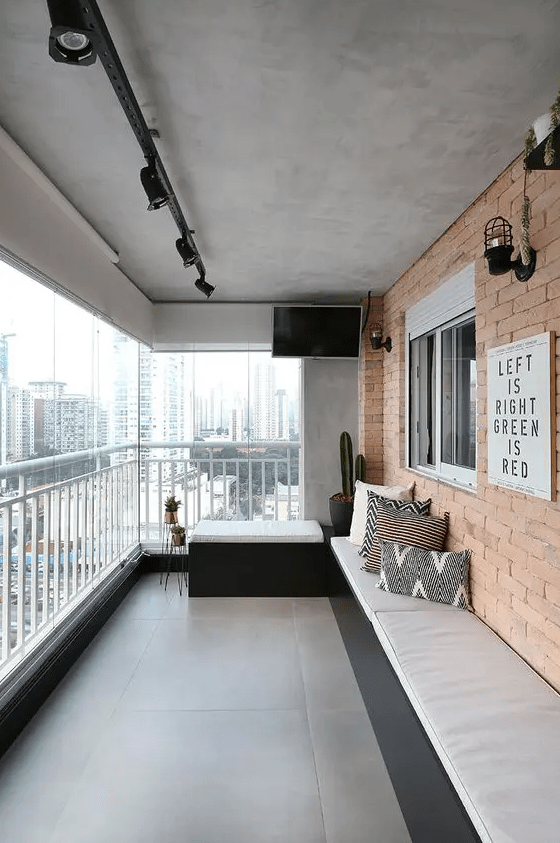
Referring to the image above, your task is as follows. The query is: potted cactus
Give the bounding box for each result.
[329,432,366,536]
[164,495,182,523]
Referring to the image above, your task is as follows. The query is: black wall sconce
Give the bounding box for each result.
[370,322,392,352]
[483,216,536,282]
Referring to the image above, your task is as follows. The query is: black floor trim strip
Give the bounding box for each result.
[0,559,142,760]
[329,593,482,843]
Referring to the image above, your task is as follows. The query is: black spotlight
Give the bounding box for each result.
[140,158,170,211]
[176,237,198,267]
[484,216,536,282]
[47,0,97,66]
[195,272,215,299]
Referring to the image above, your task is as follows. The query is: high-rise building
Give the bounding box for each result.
[28,380,66,400]
[194,395,208,436]
[208,385,224,433]
[228,392,246,442]
[0,333,15,466]
[112,334,141,445]
[29,379,107,454]
[113,340,188,472]
[289,396,299,440]
[252,362,277,440]
[35,393,107,454]
[29,381,66,454]
[148,352,186,445]
[0,333,11,382]
[228,407,240,441]
[275,389,289,440]
[9,386,34,460]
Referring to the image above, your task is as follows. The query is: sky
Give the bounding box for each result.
[0,260,104,394]
[186,352,299,399]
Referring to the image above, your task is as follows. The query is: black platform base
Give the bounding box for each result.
[0,560,141,761]
[188,541,327,597]
[329,591,481,843]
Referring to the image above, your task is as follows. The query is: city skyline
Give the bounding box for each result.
[2,350,299,463]
[1,258,300,466]
[1,259,299,402]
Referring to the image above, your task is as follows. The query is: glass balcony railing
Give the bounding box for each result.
[0,439,300,680]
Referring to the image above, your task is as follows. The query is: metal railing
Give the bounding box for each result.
[141,440,300,540]
[0,444,138,680]
[0,439,300,678]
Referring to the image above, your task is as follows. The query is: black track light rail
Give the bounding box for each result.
[70,0,204,276]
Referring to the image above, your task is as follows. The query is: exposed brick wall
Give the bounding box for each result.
[360,153,560,691]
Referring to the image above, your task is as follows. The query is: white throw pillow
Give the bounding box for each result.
[348,480,415,546]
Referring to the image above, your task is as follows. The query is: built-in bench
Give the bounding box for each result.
[330,535,560,843]
[188,519,326,597]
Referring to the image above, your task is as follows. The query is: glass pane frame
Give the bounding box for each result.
[441,318,476,474]
[409,312,476,489]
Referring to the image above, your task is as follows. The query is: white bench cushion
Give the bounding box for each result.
[373,609,560,843]
[331,536,458,620]
[190,519,324,543]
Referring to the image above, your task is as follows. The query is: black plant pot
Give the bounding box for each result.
[329,496,354,537]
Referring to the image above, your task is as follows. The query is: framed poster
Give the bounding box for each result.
[487,331,556,499]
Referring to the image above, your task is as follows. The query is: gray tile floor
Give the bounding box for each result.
[0,574,412,843]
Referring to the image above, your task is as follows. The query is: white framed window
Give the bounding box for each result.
[406,265,476,489]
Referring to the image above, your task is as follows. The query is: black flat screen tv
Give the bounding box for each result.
[272,305,362,359]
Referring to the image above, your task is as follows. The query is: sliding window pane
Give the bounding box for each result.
[248,352,300,520]
[0,257,142,678]
[441,319,476,469]
[411,332,436,468]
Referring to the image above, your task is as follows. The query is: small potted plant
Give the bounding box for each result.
[164,495,182,523]
[170,524,186,546]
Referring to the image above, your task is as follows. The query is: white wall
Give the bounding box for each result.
[0,130,153,345]
[301,358,359,524]
[152,302,272,350]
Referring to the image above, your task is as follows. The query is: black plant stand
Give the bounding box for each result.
[160,523,187,595]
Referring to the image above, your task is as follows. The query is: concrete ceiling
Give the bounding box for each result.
[0,0,559,304]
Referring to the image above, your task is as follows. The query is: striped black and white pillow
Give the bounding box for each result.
[360,493,431,571]
[376,539,471,609]
[372,503,449,573]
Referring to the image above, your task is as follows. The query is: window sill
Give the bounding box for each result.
[407,466,477,495]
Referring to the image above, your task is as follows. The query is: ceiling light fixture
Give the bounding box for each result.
[194,271,215,299]
[370,322,392,352]
[176,235,198,267]
[483,216,536,282]
[47,0,97,65]
[140,157,170,211]
[45,0,207,284]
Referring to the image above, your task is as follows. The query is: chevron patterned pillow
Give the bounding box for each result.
[376,539,471,609]
[360,492,431,571]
